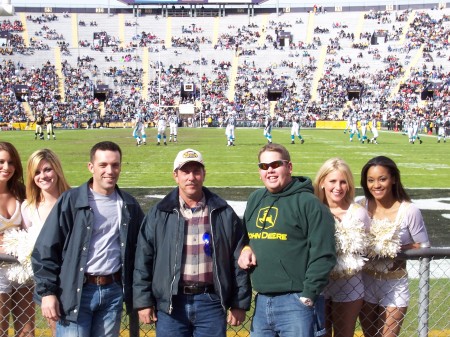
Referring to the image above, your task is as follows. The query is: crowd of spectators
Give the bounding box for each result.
[0,19,23,32]
[1,6,450,131]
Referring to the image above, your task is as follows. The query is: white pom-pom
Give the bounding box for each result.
[1,226,42,283]
[368,218,401,260]
[2,228,22,256]
[332,214,368,276]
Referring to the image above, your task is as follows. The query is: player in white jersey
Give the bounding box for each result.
[369,115,379,144]
[402,118,409,136]
[133,112,147,146]
[224,113,237,146]
[156,114,167,146]
[343,115,352,134]
[349,116,360,142]
[406,118,414,143]
[412,118,423,144]
[45,112,56,140]
[290,115,304,144]
[406,117,422,144]
[168,113,179,142]
[437,117,448,143]
[263,115,273,143]
[360,116,368,143]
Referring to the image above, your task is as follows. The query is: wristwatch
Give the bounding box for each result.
[300,297,314,307]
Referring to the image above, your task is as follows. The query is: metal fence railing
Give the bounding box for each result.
[1,248,449,337]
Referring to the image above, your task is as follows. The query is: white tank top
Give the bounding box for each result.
[0,200,22,233]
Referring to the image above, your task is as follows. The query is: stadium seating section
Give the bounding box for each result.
[1,6,449,129]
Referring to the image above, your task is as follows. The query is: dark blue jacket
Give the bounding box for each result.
[31,180,144,322]
[133,187,251,314]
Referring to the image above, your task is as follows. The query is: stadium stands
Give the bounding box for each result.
[1,5,450,130]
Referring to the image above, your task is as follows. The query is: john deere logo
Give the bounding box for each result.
[256,207,278,230]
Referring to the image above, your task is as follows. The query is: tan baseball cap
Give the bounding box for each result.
[173,149,204,172]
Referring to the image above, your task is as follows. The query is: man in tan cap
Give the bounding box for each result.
[133,148,251,337]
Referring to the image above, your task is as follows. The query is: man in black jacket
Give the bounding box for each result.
[32,141,144,337]
[133,148,251,337]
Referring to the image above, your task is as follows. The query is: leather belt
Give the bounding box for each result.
[84,271,121,286]
[179,284,215,295]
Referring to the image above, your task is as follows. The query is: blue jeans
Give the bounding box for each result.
[56,282,123,337]
[251,293,325,337]
[156,293,226,337]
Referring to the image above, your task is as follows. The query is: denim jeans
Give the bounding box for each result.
[251,293,325,337]
[156,293,226,337]
[56,282,123,337]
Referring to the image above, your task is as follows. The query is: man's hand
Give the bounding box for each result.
[238,246,257,270]
[138,307,157,324]
[299,297,314,307]
[227,308,246,326]
[41,295,61,321]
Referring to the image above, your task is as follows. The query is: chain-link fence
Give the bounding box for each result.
[1,248,449,337]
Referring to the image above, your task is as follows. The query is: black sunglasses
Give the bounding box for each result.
[258,160,289,170]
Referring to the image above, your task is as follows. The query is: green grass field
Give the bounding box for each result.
[4,127,449,336]
[1,127,448,188]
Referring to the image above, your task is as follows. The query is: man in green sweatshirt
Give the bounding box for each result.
[239,143,336,337]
